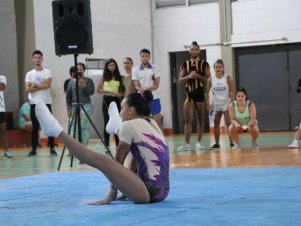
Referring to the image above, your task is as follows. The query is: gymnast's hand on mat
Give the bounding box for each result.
[88,188,117,205]
[106,102,122,135]
[35,100,63,138]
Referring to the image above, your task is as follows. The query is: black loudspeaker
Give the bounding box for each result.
[52,0,93,56]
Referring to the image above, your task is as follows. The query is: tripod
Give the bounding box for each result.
[57,54,113,171]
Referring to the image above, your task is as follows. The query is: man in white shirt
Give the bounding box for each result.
[0,75,12,158]
[132,49,162,129]
[25,50,57,157]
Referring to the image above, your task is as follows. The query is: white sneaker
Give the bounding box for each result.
[177,143,191,152]
[232,143,240,150]
[195,142,205,151]
[288,140,299,149]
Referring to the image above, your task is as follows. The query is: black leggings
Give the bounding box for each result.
[30,104,54,150]
[102,95,121,146]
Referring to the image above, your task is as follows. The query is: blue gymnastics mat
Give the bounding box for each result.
[1,168,301,226]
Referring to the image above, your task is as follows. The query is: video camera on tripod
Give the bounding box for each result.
[76,72,83,80]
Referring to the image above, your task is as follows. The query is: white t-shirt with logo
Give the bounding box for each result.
[25,69,53,104]
[132,64,160,100]
[0,75,7,112]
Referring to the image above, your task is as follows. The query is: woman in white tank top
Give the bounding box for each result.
[205,59,235,149]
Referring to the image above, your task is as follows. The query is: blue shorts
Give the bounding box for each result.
[150,99,161,116]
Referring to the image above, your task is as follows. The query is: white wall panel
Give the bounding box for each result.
[232,0,301,46]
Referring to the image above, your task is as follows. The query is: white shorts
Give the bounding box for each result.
[213,101,230,112]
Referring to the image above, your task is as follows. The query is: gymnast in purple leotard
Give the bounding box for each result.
[34,90,169,205]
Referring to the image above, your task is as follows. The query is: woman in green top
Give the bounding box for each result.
[228,87,259,149]
[97,58,125,147]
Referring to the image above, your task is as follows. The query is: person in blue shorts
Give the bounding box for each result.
[132,49,162,129]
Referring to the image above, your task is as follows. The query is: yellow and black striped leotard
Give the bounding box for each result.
[181,59,209,103]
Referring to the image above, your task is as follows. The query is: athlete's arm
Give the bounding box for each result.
[178,67,191,84]
[134,80,144,92]
[205,77,212,111]
[247,102,257,127]
[89,141,131,205]
[148,77,160,91]
[25,82,39,93]
[227,76,236,103]
[229,103,241,127]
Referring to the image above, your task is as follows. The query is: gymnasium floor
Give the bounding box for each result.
[1,132,301,225]
[1,132,300,178]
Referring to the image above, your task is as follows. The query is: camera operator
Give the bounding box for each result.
[66,63,95,147]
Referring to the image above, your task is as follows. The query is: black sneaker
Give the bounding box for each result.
[28,150,37,157]
[211,144,220,149]
[230,143,234,148]
[50,149,58,157]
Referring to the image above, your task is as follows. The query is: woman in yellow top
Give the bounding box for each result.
[97,58,125,147]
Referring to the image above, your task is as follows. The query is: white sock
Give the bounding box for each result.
[35,101,63,138]
[106,102,122,135]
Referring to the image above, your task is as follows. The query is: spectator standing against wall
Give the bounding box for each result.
[205,59,235,149]
[132,49,162,129]
[177,41,211,152]
[0,75,12,158]
[122,57,136,96]
[97,59,125,147]
[25,50,57,157]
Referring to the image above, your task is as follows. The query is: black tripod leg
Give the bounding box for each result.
[70,106,80,167]
[57,105,78,171]
[80,105,114,159]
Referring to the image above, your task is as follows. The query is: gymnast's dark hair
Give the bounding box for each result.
[125,90,153,116]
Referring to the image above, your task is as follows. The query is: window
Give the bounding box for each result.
[85,58,107,69]
[155,0,218,9]
[156,0,186,8]
[189,0,218,5]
